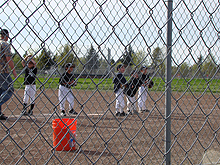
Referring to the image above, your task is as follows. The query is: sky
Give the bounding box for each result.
[0,0,219,66]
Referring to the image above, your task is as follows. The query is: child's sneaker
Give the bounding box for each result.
[21,110,28,116]
[28,110,33,115]
[0,114,8,120]
[24,112,29,116]
[60,110,66,116]
[115,112,120,116]
[120,111,127,116]
[69,109,78,115]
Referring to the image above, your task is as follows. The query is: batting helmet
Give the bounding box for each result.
[65,63,75,69]
[117,64,124,71]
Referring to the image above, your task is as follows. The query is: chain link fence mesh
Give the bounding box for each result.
[0,0,220,164]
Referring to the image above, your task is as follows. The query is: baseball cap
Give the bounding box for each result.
[117,64,124,71]
[26,56,32,61]
[26,56,34,64]
[65,63,74,69]
[140,66,148,70]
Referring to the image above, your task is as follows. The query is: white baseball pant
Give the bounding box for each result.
[126,95,137,112]
[115,88,125,113]
[58,85,74,111]
[23,85,36,104]
[138,85,148,111]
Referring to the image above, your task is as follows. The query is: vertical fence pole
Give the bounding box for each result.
[165,0,173,165]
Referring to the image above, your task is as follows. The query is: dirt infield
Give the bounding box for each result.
[0,89,219,164]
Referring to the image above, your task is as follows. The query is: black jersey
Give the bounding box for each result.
[113,73,127,93]
[59,72,75,88]
[123,77,142,97]
[24,67,37,85]
[139,74,150,85]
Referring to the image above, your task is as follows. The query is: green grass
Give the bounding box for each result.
[171,78,219,93]
[13,76,220,93]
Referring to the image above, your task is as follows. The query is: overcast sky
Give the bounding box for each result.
[1,0,219,65]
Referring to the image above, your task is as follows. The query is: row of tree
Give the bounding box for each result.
[12,44,219,78]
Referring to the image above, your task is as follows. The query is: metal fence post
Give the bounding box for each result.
[165,0,173,165]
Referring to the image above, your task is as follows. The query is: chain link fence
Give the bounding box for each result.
[1,0,220,164]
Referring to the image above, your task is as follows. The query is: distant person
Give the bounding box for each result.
[123,69,141,115]
[113,64,127,116]
[58,63,78,116]
[21,55,37,116]
[0,29,17,120]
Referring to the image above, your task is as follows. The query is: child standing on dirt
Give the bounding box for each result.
[22,55,37,115]
[123,69,142,115]
[58,63,78,116]
[113,64,127,116]
[138,66,150,112]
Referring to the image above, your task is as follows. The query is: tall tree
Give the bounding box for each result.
[190,54,204,78]
[197,54,203,65]
[151,47,165,77]
[151,47,163,68]
[57,44,77,68]
[36,47,55,69]
[121,45,135,66]
[85,44,100,74]
[135,50,149,67]
[180,62,190,78]
[202,53,217,78]
[12,53,23,70]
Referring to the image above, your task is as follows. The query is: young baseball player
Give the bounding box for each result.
[138,66,150,112]
[21,55,37,116]
[123,69,142,115]
[58,63,77,116]
[113,64,127,116]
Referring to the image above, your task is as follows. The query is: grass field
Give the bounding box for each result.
[13,76,220,93]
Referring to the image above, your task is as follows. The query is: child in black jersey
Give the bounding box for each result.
[138,66,150,112]
[113,64,127,116]
[22,55,37,115]
[123,69,142,115]
[58,63,78,116]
